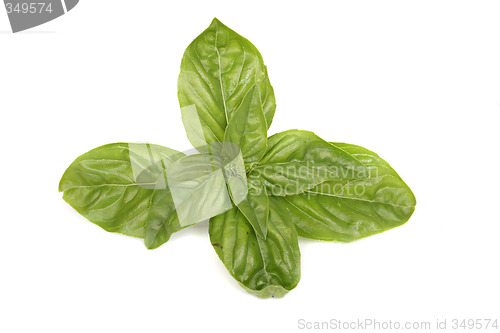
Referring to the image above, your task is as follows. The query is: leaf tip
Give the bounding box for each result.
[144,232,170,250]
[241,283,291,299]
[210,17,222,26]
[144,239,164,250]
[210,18,230,31]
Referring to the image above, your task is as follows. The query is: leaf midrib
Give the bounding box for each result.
[304,190,415,208]
[63,183,156,190]
[214,21,229,125]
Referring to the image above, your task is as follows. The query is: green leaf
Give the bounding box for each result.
[220,143,249,206]
[209,199,300,298]
[224,84,268,167]
[59,143,184,238]
[144,172,183,250]
[235,174,269,239]
[254,130,368,196]
[178,18,276,146]
[273,142,416,242]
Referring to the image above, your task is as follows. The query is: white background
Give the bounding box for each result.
[1,1,499,332]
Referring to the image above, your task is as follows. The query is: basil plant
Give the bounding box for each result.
[60,18,416,298]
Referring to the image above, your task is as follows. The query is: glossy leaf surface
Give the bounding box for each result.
[144,175,183,249]
[209,199,300,298]
[224,84,268,166]
[234,174,269,239]
[59,143,184,237]
[254,130,368,196]
[273,143,416,241]
[178,18,276,146]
